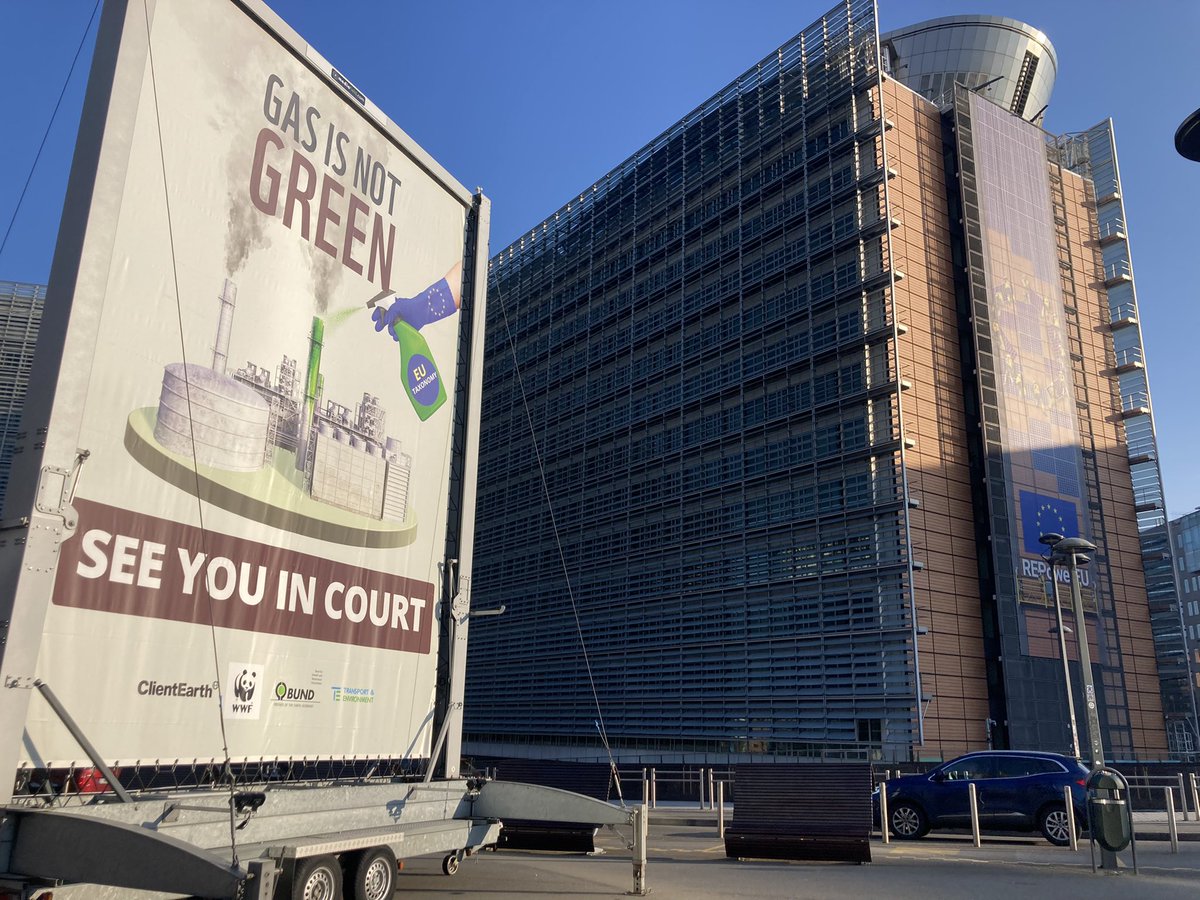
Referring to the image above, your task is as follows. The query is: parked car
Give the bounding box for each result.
[874,751,1089,845]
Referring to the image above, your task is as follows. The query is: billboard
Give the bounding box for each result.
[22,0,474,765]
[966,93,1099,659]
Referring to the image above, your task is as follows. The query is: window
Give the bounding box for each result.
[856,718,882,743]
[993,756,1062,778]
[940,756,996,781]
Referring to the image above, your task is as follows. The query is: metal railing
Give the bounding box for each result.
[618,766,734,809]
[1109,300,1138,324]
[1123,772,1199,822]
[1121,390,1150,413]
[1114,346,1144,369]
[1105,260,1133,283]
[615,764,1197,858]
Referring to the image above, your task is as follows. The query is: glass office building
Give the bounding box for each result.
[465,1,1170,763]
[1169,508,1200,755]
[1053,125,1198,757]
[0,282,45,513]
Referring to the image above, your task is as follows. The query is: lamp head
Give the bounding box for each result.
[1038,533,1064,547]
[1054,536,1097,555]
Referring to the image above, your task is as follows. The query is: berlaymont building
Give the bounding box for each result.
[464,1,1194,764]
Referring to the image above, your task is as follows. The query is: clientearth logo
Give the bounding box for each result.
[226,662,264,719]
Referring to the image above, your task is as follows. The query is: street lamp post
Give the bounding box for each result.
[1041,533,1121,872]
[1057,537,1104,767]
[1039,533,1081,760]
[1050,620,1081,760]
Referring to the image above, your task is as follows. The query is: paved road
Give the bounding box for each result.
[390,823,1200,898]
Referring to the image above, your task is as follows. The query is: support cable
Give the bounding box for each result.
[139,0,239,865]
[488,271,624,805]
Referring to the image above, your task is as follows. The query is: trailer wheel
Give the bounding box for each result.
[441,853,460,876]
[345,846,396,900]
[291,854,343,900]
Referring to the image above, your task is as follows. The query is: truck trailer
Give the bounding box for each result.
[0,2,646,897]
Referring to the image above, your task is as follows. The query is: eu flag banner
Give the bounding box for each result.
[1020,491,1080,554]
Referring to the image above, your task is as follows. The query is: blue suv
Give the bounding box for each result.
[875,751,1089,845]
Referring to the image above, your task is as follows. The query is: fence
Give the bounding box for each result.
[612,764,1200,820]
[1123,772,1200,822]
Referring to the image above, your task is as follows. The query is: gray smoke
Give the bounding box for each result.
[214,40,270,275]
[309,249,340,313]
[225,158,269,275]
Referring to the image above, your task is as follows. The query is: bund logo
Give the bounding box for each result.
[274,681,317,704]
[226,662,264,720]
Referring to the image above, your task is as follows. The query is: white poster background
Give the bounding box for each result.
[26,0,466,765]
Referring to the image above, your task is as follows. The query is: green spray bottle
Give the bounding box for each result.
[392,319,447,420]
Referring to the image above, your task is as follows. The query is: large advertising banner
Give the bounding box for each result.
[967,94,1103,663]
[26,0,469,764]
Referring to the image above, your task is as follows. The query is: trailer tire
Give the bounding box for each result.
[441,853,460,876]
[345,845,396,900]
[290,854,343,900]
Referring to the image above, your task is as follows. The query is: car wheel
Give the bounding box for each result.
[889,801,928,839]
[1038,804,1075,846]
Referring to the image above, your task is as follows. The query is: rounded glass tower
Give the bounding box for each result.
[881,15,1057,122]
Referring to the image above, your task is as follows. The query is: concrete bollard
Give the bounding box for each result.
[1166,787,1179,854]
[1064,785,1078,851]
[880,779,890,845]
[633,802,649,895]
[969,782,981,847]
[718,781,726,839]
[708,768,716,811]
[650,768,657,809]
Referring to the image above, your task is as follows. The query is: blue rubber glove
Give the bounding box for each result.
[372,278,456,340]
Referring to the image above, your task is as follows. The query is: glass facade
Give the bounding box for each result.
[0,282,45,514]
[1057,124,1198,755]
[1170,508,1200,755]
[464,5,1172,764]
[467,0,920,761]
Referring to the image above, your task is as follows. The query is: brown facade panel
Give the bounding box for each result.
[885,79,990,760]
[880,79,1168,760]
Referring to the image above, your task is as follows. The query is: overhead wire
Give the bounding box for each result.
[0,0,102,265]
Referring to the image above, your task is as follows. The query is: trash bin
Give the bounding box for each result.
[1086,768,1131,853]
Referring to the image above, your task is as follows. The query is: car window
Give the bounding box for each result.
[992,756,1062,778]
[941,757,995,780]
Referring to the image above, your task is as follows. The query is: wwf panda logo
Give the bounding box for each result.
[233,668,258,703]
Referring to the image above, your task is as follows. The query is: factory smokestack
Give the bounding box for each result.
[212,279,237,375]
[295,315,324,475]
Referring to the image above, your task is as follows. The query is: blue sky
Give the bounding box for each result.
[2,0,1198,515]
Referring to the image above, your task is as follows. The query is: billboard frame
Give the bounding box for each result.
[0,0,488,797]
